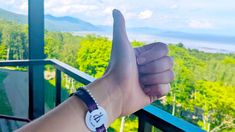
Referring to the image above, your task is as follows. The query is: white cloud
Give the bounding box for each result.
[103,6,115,15]
[0,0,233,35]
[188,19,214,29]
[138,10,152,20]
[170,4,179,9]
[19,1,27,13]
[46,4,98,16]
[44,0,100,16]
[5,0,15,5]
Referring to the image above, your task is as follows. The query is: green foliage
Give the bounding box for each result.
[0,19,234,131]
[76,35,112,78]
[45,32,63,59]
[131,40,144,47]
[160,44,235,131]
[0,43,7,60]
[74,40,235,131]
[109,117,138,132]
[0,20,28,60]
[44,78,69,109]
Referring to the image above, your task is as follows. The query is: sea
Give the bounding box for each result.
[72,31,235,54]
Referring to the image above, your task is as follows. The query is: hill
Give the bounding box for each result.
[0,8,234,45]
[0,8,97,31]
[0,8,27,24]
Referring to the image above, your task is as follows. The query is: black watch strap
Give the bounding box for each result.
[73,87,106,132]
[74,88,98,112]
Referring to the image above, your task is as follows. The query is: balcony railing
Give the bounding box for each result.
[0,59,204,132]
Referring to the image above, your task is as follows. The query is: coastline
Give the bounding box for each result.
[72,31,235,54]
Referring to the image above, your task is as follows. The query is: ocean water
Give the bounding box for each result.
[72,31,235,53]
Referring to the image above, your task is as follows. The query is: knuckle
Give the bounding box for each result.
[168,70,175,81]
[156,42,168,52]
[158,84,170,97]
[163,85,170,95]
[165,56,174,68]
[159,43,169,54]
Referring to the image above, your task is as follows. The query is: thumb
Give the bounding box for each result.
[112,9,130,50]
[105,9,134,75]
[111,9,133,63]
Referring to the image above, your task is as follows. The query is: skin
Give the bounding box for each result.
[17,9,174,132]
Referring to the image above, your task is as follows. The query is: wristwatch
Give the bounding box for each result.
[73,87,108,132]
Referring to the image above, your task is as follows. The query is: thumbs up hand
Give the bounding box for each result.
[16,10,174,131]
[104,9,174,116]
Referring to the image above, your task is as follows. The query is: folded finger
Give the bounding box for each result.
[140,70,174,85]
[137,42,168,65]
[139,56,173,74]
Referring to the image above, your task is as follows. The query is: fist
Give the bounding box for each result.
[135,43,174,102]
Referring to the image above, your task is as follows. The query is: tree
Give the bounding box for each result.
[45,32,63,59]
[76,35,112,78]
[0,43,7,60]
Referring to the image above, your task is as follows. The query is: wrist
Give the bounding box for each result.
[85,75,122,125]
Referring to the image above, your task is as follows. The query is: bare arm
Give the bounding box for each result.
[17,9,173,132]
[17,76,121,132]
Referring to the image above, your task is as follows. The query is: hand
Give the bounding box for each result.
[135,43,174,100]
[17,9,174,132]
[104,9,174,116]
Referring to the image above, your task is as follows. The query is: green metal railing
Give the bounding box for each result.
[0,59,204,132]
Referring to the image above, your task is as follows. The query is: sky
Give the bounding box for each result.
[0,0,235,36]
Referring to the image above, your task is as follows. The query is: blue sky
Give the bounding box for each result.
[0,0,234,36]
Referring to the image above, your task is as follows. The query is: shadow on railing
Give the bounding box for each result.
[0,59,204,132]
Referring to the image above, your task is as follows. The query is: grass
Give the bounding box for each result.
[0,69,70,114]
[45,78,70,109]
[0,71,13,115]
[108,116,138,132]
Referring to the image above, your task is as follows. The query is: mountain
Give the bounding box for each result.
[0,8,234,45]
[45,15,97,31]
[0,8,97,31]
[0,8,27,23]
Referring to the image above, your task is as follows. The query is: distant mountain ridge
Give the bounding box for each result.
[0,8,27,23]
[0,8,97,31]
[45,14,97,31]
[0,8,234,44]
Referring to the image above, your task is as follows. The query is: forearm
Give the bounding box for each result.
[17,9,173,132]
[17,76,121,132]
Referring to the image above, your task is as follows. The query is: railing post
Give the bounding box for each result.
[28,0,45,119]
[138,116,152,132]
[55,69,61,106]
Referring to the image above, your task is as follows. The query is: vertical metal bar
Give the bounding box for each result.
[55,69,61,106]
[28,0,45,120]
[138,116,153,132]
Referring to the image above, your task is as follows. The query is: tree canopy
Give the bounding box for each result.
[0,19,234,131]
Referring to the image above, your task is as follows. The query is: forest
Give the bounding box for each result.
[0,19,235,132]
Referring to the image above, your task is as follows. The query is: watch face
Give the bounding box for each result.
[85,106,108,131]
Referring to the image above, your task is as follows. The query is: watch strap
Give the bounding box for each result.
[74,88,98,112]
[73,87,107,132]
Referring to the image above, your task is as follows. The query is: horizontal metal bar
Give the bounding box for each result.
[0,59,94,85]
[135,105,205,132]
[0,59,95,85]
[0,59,204,131]
[0,59,51,67]
[50,59,95,85]
[0,114,31,122]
